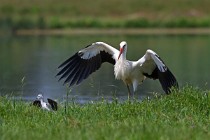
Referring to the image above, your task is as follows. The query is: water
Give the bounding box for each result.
[0,34,210,102]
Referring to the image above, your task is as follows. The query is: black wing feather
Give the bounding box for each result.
[57,54,79,77]
[158,68,179,94]
[70,61,87,85]
[32,100,41,108]
[47,98,58,111]
[63,60,84,84]
[143,66,178,94]
[58,53,78,69]
[69,61,87,86]
[76,61,91,84]
[101,51,115,64]
[81,60,93,80]
[57,50,115,86]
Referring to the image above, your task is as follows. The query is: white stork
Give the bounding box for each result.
[57,41,178,98]
[32,94,58,111]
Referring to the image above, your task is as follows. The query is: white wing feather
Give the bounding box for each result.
[143,49,167,72]
[79,42,119,61]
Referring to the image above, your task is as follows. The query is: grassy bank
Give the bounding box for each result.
[1,0,210,30]
[0,86,209,140]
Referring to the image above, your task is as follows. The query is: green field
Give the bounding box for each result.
[1,0,210,29]
[0,86,209,140]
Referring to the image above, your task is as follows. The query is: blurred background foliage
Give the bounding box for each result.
[0,0,210,30]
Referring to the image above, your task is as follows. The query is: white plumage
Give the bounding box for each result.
[57,41,178,98]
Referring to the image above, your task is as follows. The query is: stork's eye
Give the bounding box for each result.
[123,45,126,48]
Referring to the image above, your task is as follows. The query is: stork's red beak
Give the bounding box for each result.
[118,48,123,59]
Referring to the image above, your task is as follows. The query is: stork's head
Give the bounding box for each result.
[36,94,44,100]
[118,41,127,59]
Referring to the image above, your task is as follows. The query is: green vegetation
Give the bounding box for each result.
[1,0,210,30]
[0,86,209,140]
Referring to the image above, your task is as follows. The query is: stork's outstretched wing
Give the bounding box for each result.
[32,100,41,108]
[139,49,178,94]
[57,42,119,86]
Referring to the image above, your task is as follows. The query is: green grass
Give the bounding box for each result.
[0,86,209,140]
[1,0,210,29]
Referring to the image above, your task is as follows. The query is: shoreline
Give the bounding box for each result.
[14,28,210,35]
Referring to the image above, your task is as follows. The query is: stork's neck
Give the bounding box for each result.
[119,50,127,61]
[40,99,44,104]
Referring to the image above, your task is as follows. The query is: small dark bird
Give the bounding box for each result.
[33,94,58,111]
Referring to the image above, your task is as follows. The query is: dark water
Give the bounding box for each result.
[0,34,210,102]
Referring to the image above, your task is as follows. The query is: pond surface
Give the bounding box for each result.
[0,34,210,102]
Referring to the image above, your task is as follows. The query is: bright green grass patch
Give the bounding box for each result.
[0,86,209,140]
